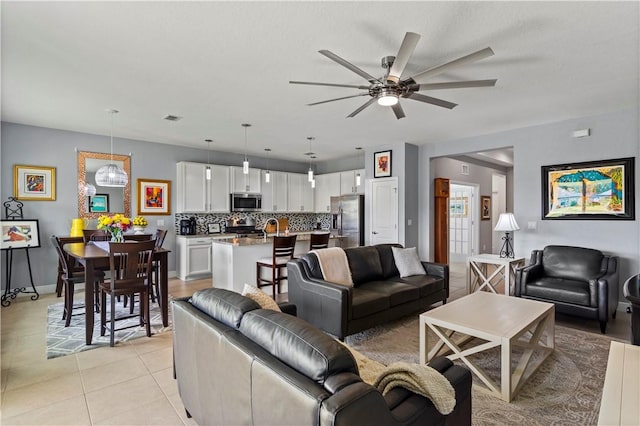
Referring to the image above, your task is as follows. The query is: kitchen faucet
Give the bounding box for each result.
[262,218,280,238]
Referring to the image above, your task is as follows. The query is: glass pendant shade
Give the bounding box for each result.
[205,166,211,180]
[95,163,128,187]
[242,123,251,174]
[79,182,97,197]
[311,178,316,188]
[243,160,249,174]
[205,139,213,180]
[356,173,361,186]
[308,168,314,182]
[265,170,271,183]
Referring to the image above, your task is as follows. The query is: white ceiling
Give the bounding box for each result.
[2,1,638,163]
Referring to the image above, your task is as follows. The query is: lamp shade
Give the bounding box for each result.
[95,163,128,187]
[494,213,520,232]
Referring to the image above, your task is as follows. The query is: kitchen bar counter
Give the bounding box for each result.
[211,233,341,294]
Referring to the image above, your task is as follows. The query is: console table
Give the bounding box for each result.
[467,254,525,296]
[598,341,639,425]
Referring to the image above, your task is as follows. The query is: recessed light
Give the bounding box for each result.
[355,147,363,150]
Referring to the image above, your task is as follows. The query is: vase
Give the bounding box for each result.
[133,226,146,235]
[110,228,124,242]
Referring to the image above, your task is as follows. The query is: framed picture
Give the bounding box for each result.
[1,220,41,250]
[450,197,468,217]
[208,223,221,234]
[542,157,635,220]
[374,150,392,178]
[13,165,56,201]
[88,194,109,213]
[137,178,171,215]
[481,196,491,220]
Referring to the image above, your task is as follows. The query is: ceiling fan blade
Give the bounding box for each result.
[289,80,370,90]
[347,98,377,118]
[391,103,406,120]
[406,93,457,109]
[406,47,495,83]
[307,93,370,106]
[387,32,421,84]
[409,79,497,91]
[319,50,380,83]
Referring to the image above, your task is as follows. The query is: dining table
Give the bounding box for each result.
[63,241,170,345]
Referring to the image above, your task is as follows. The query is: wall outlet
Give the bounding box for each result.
[527,221,537,230]
[157,219,165,227]
[407,219,412,226]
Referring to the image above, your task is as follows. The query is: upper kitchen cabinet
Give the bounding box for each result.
[287,173,314,212]
[230,166,261,193]
[177,162,230,213]
[261,170,288,212]
[314,172,341,213]
[340,169,365,195]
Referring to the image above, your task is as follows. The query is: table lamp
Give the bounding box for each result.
[495,213,520,258]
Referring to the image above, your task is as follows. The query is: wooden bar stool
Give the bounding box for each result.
[256,235,297,298]
[309,233,330,251]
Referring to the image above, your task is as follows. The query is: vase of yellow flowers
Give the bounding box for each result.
[97,214,132,242]
[132,216,148,235]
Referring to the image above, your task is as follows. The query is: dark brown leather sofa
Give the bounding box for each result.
[287,244,449,340]
[515,245,619,333]
[172,288,471,426]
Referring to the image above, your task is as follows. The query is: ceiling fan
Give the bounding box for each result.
[290,32,497,119]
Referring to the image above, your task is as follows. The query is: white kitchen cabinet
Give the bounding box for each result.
[177,162,230,213]
[340,169,365,195]
[287,173,314,212]
[261,170,288,212]
[230,166,261,193]
[314,172,341,213]
[176,236,213,281]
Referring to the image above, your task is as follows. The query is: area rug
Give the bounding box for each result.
[46,301,172,359]
[345,316,619,426]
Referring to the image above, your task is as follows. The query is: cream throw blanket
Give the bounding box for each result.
[338,342,456,415]
[310,247,353,286]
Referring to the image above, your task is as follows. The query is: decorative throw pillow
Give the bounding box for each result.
[241,284,281,312]
[391,247,426,278]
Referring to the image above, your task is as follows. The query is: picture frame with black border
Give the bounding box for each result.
[1,219,41,250]
[374,150,392,178]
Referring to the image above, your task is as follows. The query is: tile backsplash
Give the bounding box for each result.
[174,212,332,234]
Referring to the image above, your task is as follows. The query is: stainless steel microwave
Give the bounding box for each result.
[230,193,262,212]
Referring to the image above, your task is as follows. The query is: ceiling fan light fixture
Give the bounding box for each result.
[378,90,399,106]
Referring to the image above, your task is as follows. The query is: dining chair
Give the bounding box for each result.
[83,229,109,242]
[55,236,83,297]
[150,229,168,304]
[256,235,297,299]
[99,240,155,346]
[309,233,330,251]
[51,235,103,326]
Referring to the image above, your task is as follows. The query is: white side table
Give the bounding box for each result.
[467,254,525,296]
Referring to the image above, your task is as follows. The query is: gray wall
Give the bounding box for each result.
[420,108,640,301]
[0,122,342,291]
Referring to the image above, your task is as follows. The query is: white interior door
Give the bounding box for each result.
[449,183,478,262]
[370,177,398,244]
[491,174,507,253]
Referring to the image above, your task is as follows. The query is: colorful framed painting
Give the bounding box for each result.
[137,178,171,215]
[1,220,41,250]
[450,197,468,217]
[13,165,56,201]
[374,150,392,178]
[542,157,635,220]
[88,194,109,213]
[481,196,491,220]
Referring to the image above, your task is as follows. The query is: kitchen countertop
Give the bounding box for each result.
[212,233,344,247]
[178,230,334,239]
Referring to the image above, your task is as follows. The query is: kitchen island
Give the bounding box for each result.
[211,233,342,294]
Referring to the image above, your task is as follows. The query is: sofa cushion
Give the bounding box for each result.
[525,277,591,306]
[398,275,445,298]
[392,247,426,278]
[242,284,281,312]
[190,288,260,329]
[239,309,358,385]
[360,281,420,306]
[344,246,384,285]
[351,288,391,319]
[375,244,403,279]
[542,246,604,282]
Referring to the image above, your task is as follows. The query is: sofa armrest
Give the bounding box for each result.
[287,260,352,339]
[592,256,619,317]
[421,261,449,298]
[277,302,297,316]
[515,263,543,297]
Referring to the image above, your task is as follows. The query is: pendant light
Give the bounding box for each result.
[242,123,251,174]
[205,139,213,180]
[95,109,128,187]
[310,155,317,188]
[264,148,271,183]
[79,182,97,197]
[307,137,315,182]
[355,147,363,187]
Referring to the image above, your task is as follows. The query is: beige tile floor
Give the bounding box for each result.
[1,266,632,425]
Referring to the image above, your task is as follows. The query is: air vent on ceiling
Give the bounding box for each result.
[163,115,183,122]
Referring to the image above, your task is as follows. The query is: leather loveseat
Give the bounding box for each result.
[515,245,619,333]
[287,244,448,340]
[172,288,471,426]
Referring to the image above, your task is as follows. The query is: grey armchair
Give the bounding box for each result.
[515,245,618,333]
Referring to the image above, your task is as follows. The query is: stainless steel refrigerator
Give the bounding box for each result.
[330,194,364,248]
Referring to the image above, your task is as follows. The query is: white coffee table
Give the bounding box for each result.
[419,292,555,402]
